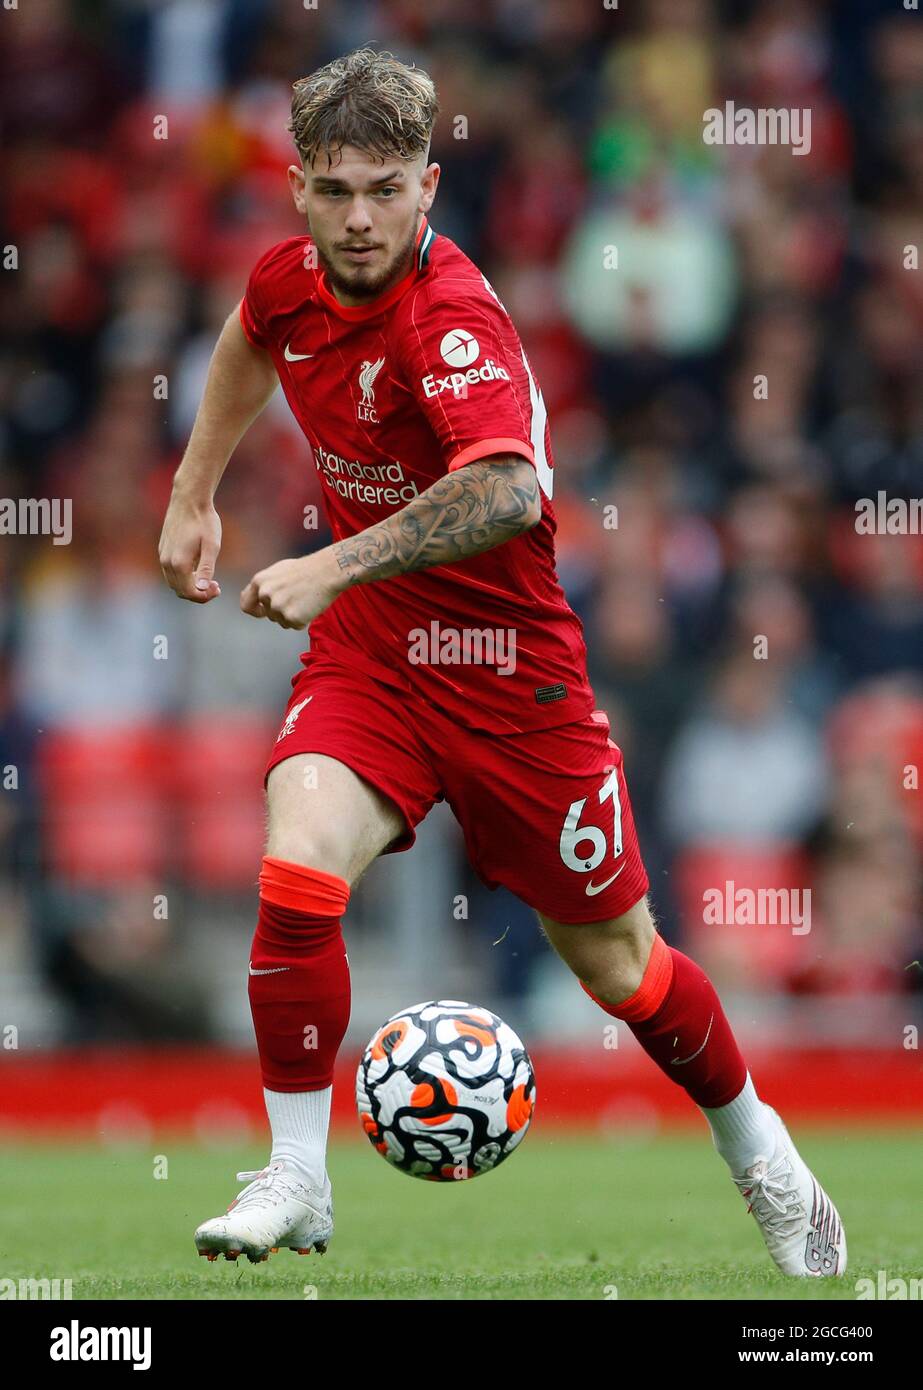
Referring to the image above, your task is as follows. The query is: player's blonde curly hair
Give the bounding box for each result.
[290,48,439,168]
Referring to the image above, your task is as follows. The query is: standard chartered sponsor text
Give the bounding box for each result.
[314,444,419,506]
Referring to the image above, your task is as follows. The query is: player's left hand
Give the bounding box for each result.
[240,549,345,629]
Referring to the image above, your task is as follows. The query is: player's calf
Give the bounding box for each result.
[194,751,406,1262]
[541,897,846,1275]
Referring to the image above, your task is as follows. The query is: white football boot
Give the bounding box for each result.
[732,1106,846,1276]
[194,1161,333,1264]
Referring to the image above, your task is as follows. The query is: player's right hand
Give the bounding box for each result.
[158,493,223,603]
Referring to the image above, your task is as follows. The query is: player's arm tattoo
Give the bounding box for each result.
[332,457,541,586]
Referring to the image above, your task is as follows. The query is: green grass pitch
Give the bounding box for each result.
[1,1129,919,1300]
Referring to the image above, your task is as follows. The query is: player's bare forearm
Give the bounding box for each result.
[161,308,278,603]
[332,456,541,585]
[240,456,541,630]
[171,307,279,505]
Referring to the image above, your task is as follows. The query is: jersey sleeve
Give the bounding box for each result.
[238,239,308,350]
[395,285,536,473]
[238,253,274,349]
[239,290,269,349]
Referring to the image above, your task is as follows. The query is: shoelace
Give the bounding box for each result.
[228,1162,308,1214]
[734,1153,806,1239]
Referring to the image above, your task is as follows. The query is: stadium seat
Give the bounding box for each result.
[173,716,275,890]
[828,687,923,846]
[36,726,172,885]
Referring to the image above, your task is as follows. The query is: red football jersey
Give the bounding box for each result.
[239,216,595,734]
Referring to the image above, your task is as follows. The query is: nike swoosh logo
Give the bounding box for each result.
[284,343,314,361]
[670,1012,714,1065]
[248,963,291,976]
[585,863,626,896]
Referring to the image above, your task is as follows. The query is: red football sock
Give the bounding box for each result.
[582,935,747,1108]
[248,856,351,1093]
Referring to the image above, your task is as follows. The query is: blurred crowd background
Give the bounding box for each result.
[1,0,922,1052]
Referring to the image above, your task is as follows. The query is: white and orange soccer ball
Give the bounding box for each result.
[356,1000,536,1181]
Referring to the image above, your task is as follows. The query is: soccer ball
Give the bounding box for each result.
[356,999,536,1181]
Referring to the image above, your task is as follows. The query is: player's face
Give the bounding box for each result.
[289,145,439,305]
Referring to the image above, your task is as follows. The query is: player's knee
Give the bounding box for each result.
[590,900,657,1004]
[552,895,657,1005]
[264,826,346,878]
[581,948,645,1007]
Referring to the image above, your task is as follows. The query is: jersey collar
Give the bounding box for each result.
[316,216,436,321]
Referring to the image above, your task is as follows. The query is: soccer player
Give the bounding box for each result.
[158,48,845,1276]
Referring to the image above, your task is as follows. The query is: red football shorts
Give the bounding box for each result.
[264,654,649,924]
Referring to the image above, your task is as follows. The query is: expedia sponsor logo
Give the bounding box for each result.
[440,329,479,367]
[422,358,510,399]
